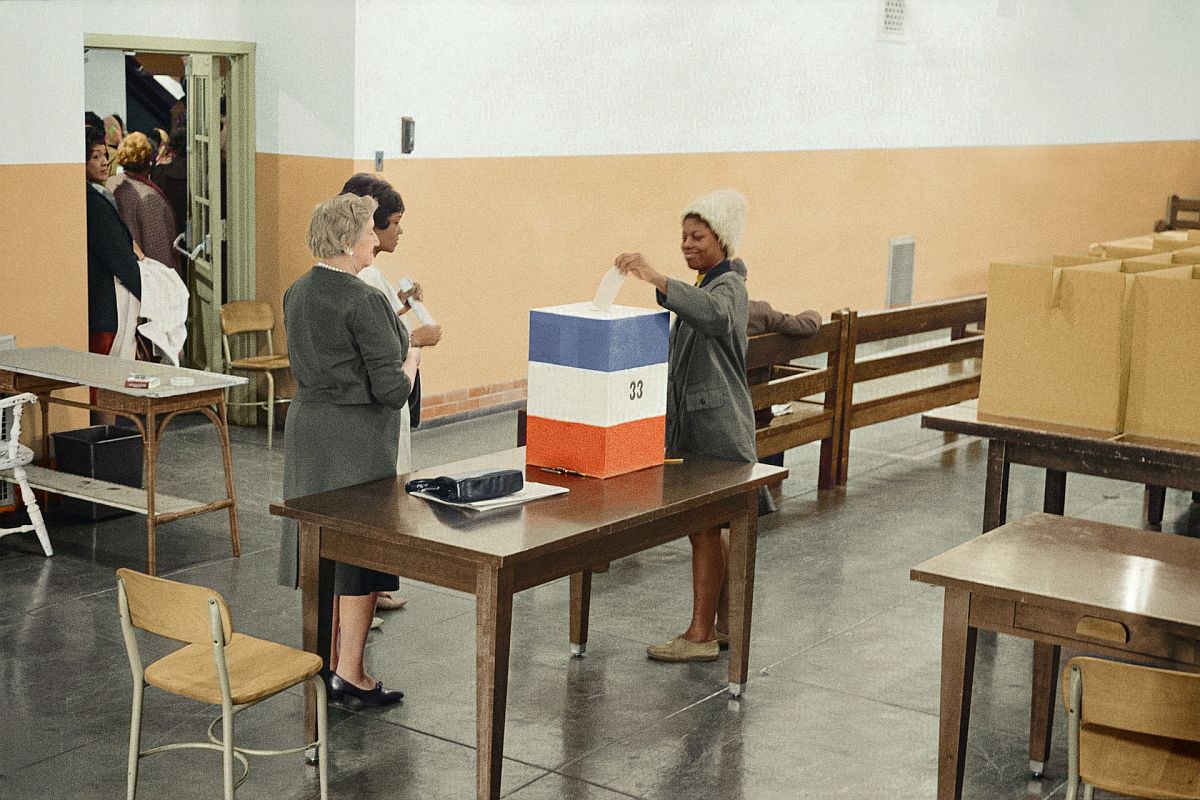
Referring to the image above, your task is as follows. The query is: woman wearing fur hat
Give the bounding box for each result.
[615,188,756,663]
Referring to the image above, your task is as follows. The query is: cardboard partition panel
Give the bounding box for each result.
[1120,246,1200,274]
[978,257,1181,432]
[1124,265,1200,445]
[1088,232,1200,259]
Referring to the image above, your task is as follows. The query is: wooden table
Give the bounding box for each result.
[0,347,246,574]
[271,448,785,800]
[921,401,1200,777]
[912,512,1200,800]
[923,400,1200,533]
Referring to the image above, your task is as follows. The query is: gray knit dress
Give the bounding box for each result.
[277,266,412,594]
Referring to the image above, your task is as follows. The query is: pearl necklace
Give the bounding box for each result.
[315,261,349,274]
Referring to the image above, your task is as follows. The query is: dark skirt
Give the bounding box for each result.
[278,399,402,595]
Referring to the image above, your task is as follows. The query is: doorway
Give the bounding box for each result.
[83,34,256,417]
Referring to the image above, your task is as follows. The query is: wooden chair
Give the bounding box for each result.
[1154,195,1200,232]
[116,567,328,799]
[220,301,291,449]
[746,313,850,490]
[0,393,51,556]
[835,294,986,484]
[1063,656,1200,800]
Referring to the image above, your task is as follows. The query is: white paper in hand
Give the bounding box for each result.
[591,266,625,312]
[397,277,436,326]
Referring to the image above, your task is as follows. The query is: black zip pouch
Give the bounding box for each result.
[405,469,524,503]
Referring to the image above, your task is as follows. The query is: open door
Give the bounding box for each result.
[185,54,224,372]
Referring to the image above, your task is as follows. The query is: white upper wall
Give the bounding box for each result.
[355,0,1200,159]
[1,0,354,165]
[4,0,1198,166]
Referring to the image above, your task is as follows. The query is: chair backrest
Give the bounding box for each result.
[745,316,848,414]
[116,567,233,645]
[1065,656,1200,744]
[0,393,36,463]
[1166,195,1200,231]
[220,301,275,336]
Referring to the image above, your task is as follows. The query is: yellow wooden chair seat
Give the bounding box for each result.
[1079,725,1200,800]
[146,633,322,706]
[228,354,290,372]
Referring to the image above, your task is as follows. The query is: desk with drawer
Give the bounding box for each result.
[911,513,1200,800]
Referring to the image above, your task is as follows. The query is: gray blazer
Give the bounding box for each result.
[658,263,757,464]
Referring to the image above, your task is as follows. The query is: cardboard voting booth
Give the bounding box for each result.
[978,256,1180,432]
[526,303,670,478]
[1124,265,1200,445]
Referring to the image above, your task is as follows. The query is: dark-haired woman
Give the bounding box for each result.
[341,173,442,615]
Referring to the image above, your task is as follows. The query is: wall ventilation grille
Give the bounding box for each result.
[879,0,907,42]
[887,236,916,308]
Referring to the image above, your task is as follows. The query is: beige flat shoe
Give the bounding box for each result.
[646,635,719,663]
[370,616,383,630]
[376,594,408,611]
[714,628,730,650]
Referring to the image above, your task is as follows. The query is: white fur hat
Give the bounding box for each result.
[682,189,748,256]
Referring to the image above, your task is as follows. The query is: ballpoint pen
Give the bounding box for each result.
[540,466,588,477]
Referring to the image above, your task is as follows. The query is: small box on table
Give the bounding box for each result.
[526,303,669,478]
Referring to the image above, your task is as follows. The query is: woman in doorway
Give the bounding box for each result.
[278,193,420,705]
[108,132,180,277]
[340,173,442,620]
[614,189,756,663]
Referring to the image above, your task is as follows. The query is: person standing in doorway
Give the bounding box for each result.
[85,125,142,357]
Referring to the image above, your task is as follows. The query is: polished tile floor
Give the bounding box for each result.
[2,409,1197,799]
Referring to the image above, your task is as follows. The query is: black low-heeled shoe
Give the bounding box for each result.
[328,673,404,706]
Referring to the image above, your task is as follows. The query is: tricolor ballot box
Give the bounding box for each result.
[526,303,669,478]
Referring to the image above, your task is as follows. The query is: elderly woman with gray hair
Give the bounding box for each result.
[278,193,420,705]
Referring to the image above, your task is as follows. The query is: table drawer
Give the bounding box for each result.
[1014,604,1197,664]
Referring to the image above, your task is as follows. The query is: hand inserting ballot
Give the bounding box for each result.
[614,253,668,293]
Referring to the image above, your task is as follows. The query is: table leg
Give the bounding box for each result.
[1044,470,1067,515]
[727,489,759,697]
[1028,641,1061,777]
[983,439,1010,533]
[144,411,159,575]
[569,570,592,657]
[938,587,977,800]
[476,565,514,800]
[1146,485,1166,527]
[300,523,334,745]
[215,398,241,557]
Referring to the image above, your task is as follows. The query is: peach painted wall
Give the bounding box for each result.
[8,141,1200,421]
[0,163,90,438]
[339,140,1200,398]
